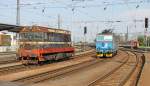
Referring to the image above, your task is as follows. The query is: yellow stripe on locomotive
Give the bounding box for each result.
[106,53,112,57]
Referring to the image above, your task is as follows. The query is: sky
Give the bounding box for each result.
[0,0,150,42]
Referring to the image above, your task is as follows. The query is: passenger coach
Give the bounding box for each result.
[17,26,74,64]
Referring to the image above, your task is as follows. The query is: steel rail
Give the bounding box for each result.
[87,51,130,86]
[11,51,124,85]
[0,60,18,65]
[12,59,102,84]
[87,50,144,86]
[0,50,95,76]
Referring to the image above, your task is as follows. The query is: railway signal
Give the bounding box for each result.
[144,18,149,50]
[145,18,148,28]
[84,26,87,34]
[83,26,87,51]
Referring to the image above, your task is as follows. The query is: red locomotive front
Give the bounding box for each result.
[18,26,74,64]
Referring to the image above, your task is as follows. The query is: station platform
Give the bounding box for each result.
[138,52,150,86]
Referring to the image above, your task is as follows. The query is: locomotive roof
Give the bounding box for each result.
[20,26,71,34]
[97,34,113,36]
[0,24,70,34]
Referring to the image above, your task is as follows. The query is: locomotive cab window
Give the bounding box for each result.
[19,32,44,41]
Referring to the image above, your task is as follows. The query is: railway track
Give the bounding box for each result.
[11,51,124,85]
[0,50,143,86]
[87,50,144,86]
[0,60,18,65]
[0,50,95,76]
[0,53,17,65]
[0,64,29,76]
[12,50,143,86]
[12,59,102,85]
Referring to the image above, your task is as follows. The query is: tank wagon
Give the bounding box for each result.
[18,26,74,64]
[96,34,118,57]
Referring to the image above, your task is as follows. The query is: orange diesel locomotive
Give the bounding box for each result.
[18,26,74,64]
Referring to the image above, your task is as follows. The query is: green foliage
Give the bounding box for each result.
[137,35,150,46]
[138,35,144,46]
[147,36,150,46]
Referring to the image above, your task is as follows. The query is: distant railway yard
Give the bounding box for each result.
[0,47,147,86]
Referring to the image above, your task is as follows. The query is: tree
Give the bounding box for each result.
[138,36,144,46]
[146,36,150,47]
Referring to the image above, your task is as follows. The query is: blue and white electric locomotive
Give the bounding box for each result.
[96,34,118,57]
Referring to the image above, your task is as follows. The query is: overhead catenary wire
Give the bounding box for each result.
[0,0,148,27]
[0,0,147,9]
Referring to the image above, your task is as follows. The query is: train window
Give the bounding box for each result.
[44,33,48,41]
[19,32,45,41]
[48,33,52,41]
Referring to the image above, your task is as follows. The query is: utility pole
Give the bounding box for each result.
[58,14,61,29]
[16,0,20,25]
[126,26,128,42]
[96,24,99,34]
[15,0,20,52]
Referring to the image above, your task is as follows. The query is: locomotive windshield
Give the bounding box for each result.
[19,32,46,41]
[96,35,113,41]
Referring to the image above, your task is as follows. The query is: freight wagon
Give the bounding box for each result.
[96,34,118,57]
[119,40,139,49]
[17,26,74,64]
